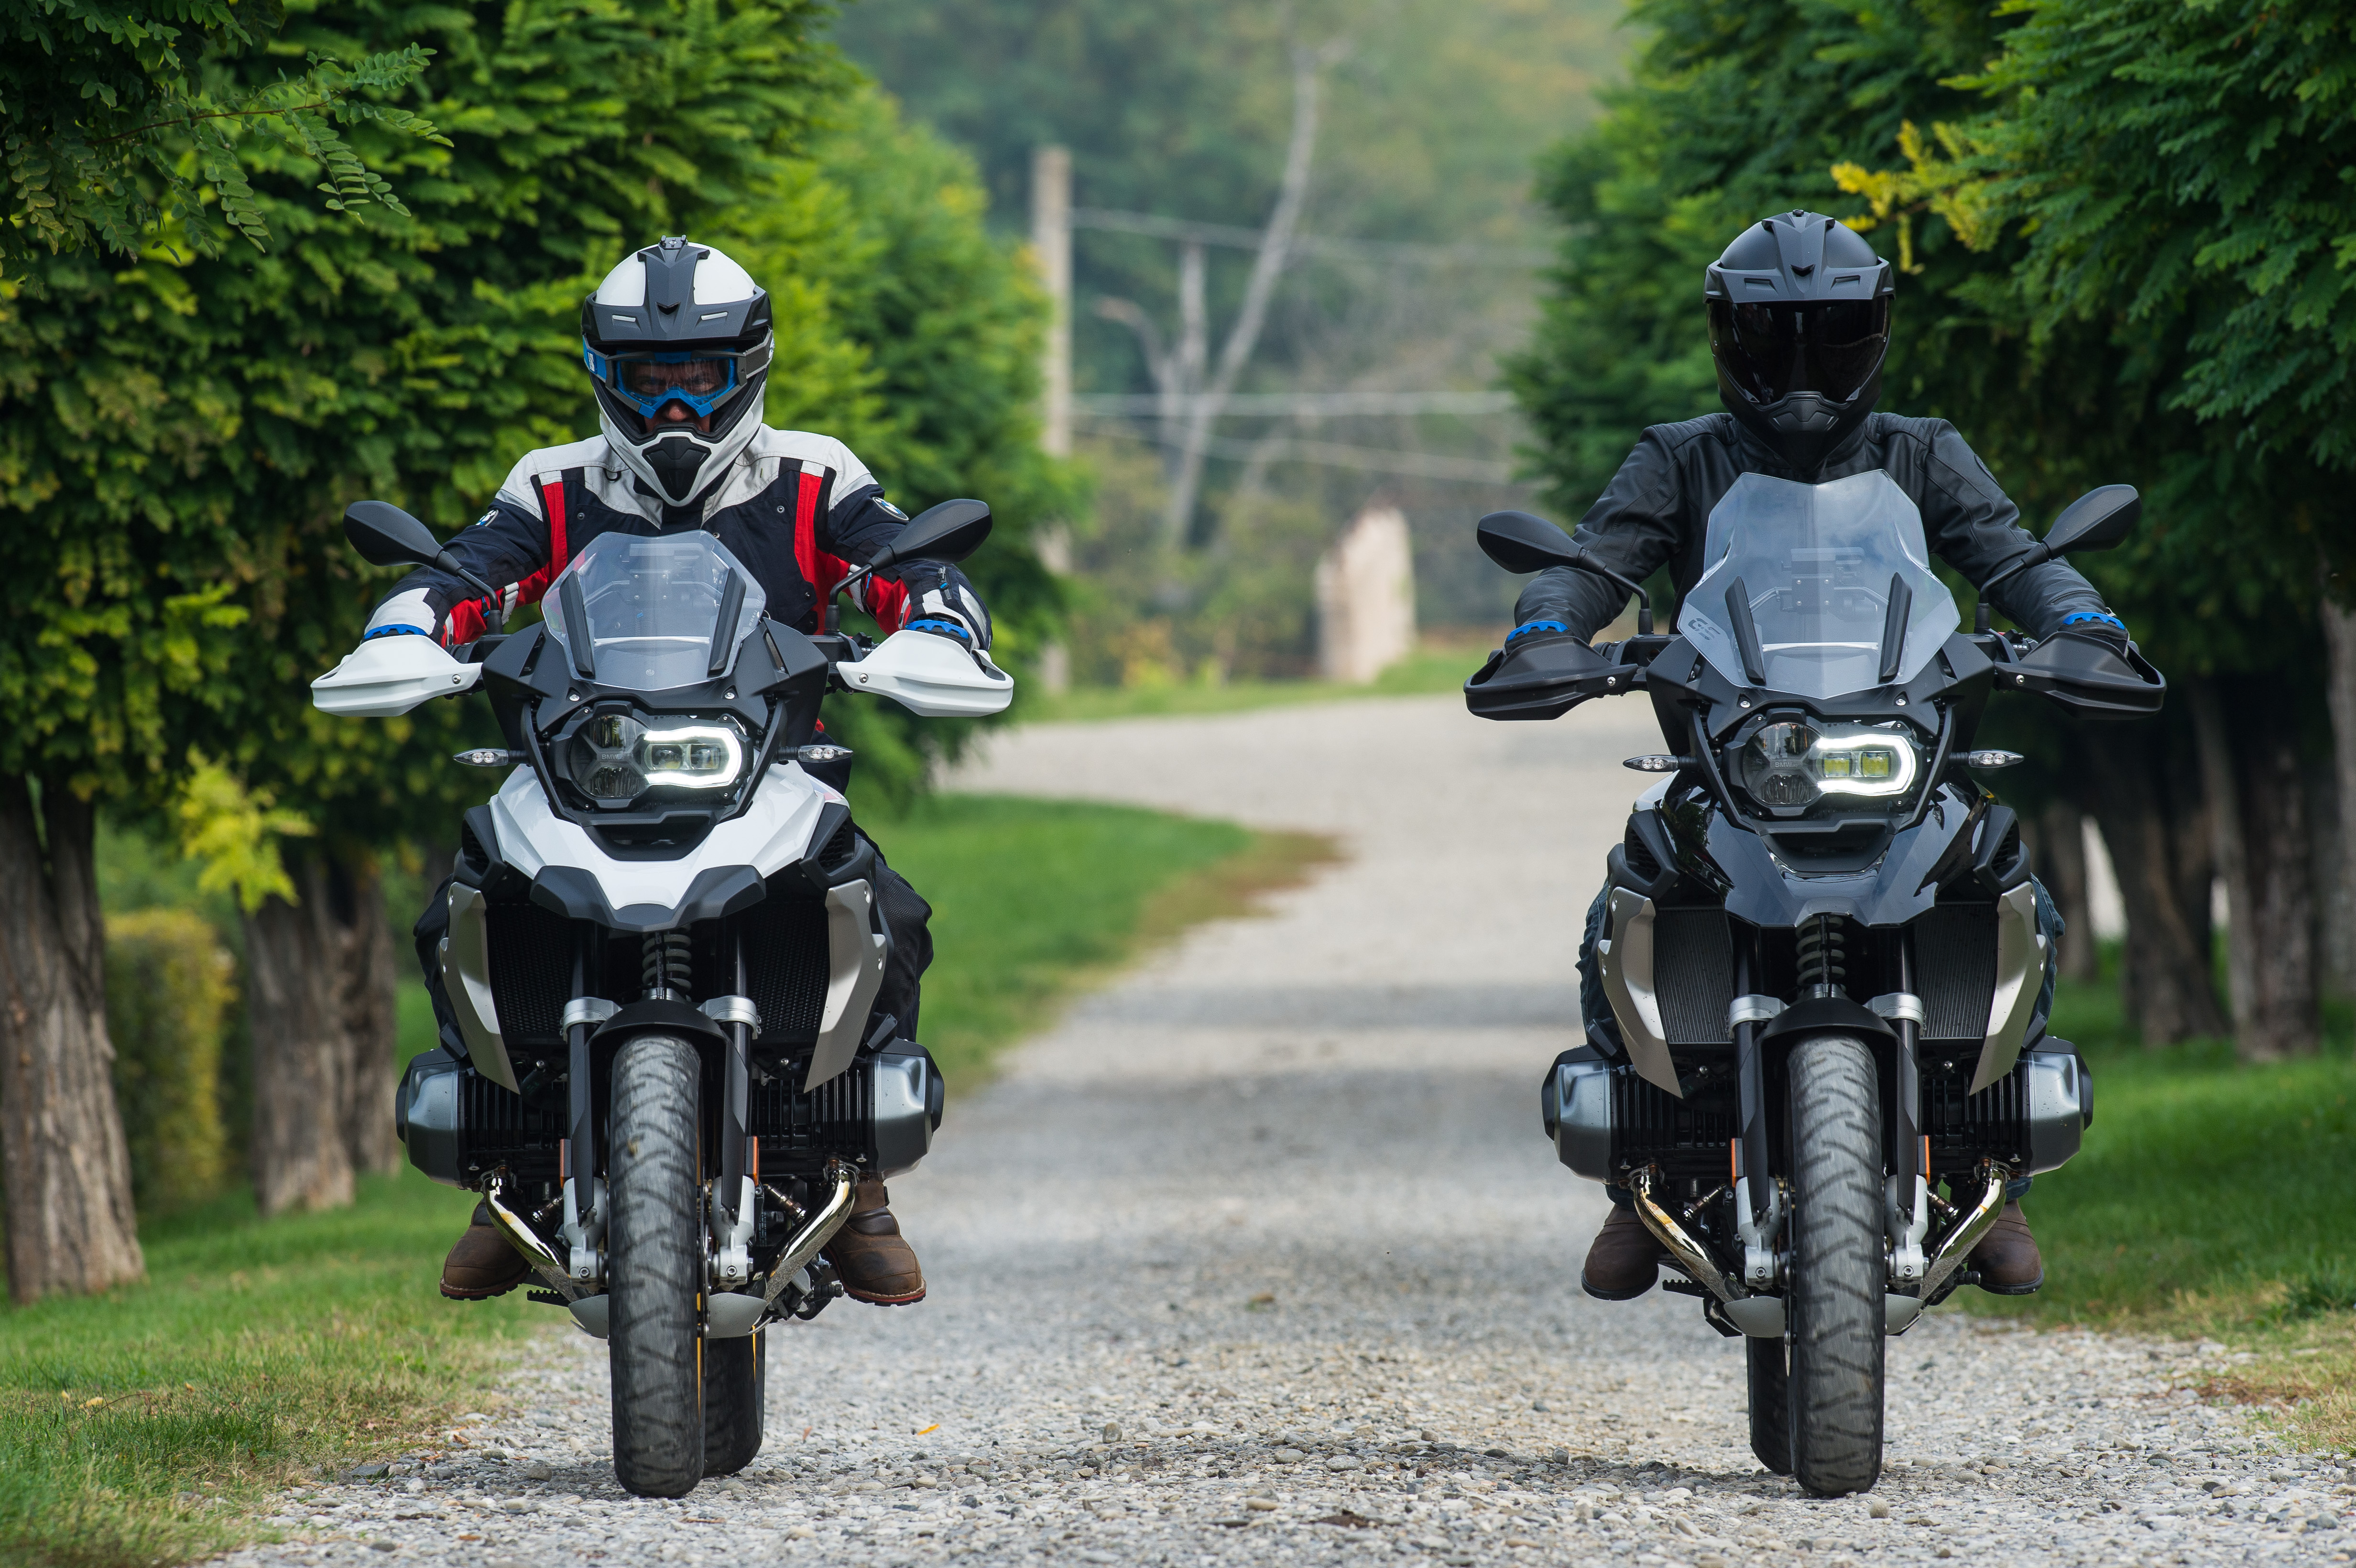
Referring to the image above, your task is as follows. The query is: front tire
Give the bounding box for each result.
[608,1034,706,1498]
[1785,1033,1885,1496]
[702,1330,765,1475]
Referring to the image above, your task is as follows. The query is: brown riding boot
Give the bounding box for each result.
[1969,1201,2045,1295]
[440,1201,529,1300]
[822,1177,927,1305]
[1582,1206,1669,1300]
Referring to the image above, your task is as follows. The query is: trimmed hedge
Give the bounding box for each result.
[105,909,236,1209]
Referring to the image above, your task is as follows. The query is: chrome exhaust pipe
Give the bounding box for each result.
[1630,1165,1743,1306]
[1918,1157,2007,1302]
[760,1161,860,1313]
[484,1175,585,1303]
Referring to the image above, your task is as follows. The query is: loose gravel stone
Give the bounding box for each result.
[221,699,2352,1568]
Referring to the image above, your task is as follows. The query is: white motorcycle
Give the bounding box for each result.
[314,497,1011,1497]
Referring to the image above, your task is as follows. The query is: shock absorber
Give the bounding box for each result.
[641,930,695,1003]
[1795,913,1849,1001]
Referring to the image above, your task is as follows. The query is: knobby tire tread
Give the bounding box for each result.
[1786,1034,1885,1496]
[608,1035,706,1497]
[703,1330,766,1475]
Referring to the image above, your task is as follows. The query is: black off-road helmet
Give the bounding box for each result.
[1706,211,1894,475]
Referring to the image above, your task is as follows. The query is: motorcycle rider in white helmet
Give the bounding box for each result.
[368,237,988,1308]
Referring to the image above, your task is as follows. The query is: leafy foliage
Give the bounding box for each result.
[1,0,445,265]
[1966,2,2356,478]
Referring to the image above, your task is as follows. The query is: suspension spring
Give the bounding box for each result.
[1796,913,1848,1000]
[641,930,695,1002]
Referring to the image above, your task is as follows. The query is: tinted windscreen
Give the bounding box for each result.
[542,532,766,691]
[1679,470,1958,700]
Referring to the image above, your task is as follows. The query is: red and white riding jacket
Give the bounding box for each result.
[365,428,990,649]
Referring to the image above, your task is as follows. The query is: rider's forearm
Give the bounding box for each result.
[1989,555,2111,641]
[364,498,550,643]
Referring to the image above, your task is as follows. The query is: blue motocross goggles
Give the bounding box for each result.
[583,345,746,419]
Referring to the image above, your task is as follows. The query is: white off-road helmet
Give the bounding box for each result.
[580,236,774,507]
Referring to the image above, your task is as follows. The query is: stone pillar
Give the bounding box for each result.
[1314,507,1417,684]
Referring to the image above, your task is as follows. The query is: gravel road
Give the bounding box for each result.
[229,694,2349,1568]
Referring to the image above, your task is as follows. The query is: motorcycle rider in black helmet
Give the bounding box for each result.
[371,237,988,1308]
[1508,211,2130,1301]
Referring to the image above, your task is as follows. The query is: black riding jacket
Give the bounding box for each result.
[1512,412,2110,642]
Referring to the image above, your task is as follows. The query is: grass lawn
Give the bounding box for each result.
[1959,953,2356,1451]
[1021,640,1480,723]
[3,795,1324,1567]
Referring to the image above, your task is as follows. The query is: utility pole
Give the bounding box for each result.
[1033,145,1073,462]
[1031,145,1073,692]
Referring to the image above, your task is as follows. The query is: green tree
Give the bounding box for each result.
[2,0,441,264]
[0,0,853,1244]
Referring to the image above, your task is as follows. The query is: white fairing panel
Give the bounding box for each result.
[490,763,837,921]
[838,630,1014,718]
[313,637,482,717]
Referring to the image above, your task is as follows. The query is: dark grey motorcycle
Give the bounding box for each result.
[1467,475,2163,1495]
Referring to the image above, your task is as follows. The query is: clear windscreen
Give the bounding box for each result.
[1678,470,1958,700]
[542,531,766,692]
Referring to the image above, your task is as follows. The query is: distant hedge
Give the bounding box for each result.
[106,910,236,1209]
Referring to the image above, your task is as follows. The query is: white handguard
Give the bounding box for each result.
[837,628,1014,718]
[312,634,482,717]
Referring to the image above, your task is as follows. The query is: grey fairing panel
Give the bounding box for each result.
[803,879,888,1091]
[1598,889,1680,1097]
[442,883,519,1091]
[1706,783,1982,931]
[1973,882,2046,1093]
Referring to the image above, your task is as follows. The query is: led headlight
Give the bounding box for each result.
[568,714,745,804]
[1737,719,1919,809]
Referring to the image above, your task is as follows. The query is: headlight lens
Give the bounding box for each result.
[1736,719,1919,808]
[567,713,745,804]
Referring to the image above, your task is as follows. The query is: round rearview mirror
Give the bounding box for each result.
[1476,510,1580,575]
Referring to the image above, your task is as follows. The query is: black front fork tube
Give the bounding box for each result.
[1734,940,1773,1230]
[719,933,753,1232]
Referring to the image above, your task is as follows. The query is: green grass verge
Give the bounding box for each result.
[1959,953,2356,1451]
[1024,642,1479,723]
[7,795,1325,1566]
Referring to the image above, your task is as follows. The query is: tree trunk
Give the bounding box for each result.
[2031,800,2101,983]
[339,857,400,1177]
[2322,598,2356,997]
[2188,676,2321,1059]
[244,849,356,1215]
[0,776,145,1302]
[2077,709,2228,1044]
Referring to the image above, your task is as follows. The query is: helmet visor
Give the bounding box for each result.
[584,348,745,419]
[1709,297,1889,405]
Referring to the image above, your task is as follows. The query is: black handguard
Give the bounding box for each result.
[1465,630,1640,722]
[1998,628,2166,720]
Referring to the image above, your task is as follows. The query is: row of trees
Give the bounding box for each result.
[1511,0,2354,1059]
[0,0,1067,1301]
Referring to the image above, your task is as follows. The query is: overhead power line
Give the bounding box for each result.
[1070,390,1518,417]
[1080,418,1524,485]
[1069,207,1549,268]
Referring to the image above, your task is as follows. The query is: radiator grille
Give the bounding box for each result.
[1915,904,1997,1043]
[1655,908,1735,1045]
[743,898,831,1044]
[488,903,574,1045]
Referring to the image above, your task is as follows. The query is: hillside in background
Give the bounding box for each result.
[832,0,1627,670]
